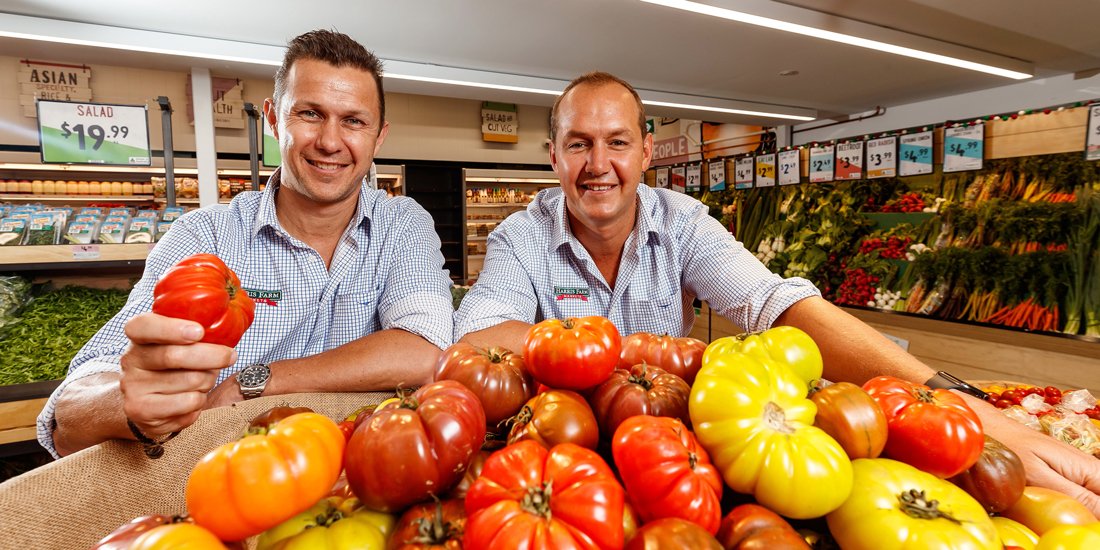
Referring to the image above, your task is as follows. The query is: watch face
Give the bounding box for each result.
[238,364,269,387]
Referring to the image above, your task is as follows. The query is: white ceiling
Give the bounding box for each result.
[1,0,1099,126]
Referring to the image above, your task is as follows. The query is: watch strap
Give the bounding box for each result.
[924,371,988,400]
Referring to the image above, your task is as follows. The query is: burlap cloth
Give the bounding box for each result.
[0,391,391,549]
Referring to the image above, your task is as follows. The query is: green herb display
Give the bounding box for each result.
[0,285,130,386]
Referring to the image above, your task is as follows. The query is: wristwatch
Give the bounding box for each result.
[924,371,988,400]
[236,363,271,399]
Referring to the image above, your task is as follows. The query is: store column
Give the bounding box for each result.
[191,67,219,207]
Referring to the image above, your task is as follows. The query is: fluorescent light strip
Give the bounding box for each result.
[0,30,281,66]
[388,74,813,120]
[640,0,1031,80]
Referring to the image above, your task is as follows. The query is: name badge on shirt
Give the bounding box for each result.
[554,286,589,302]
[245,288,283,307]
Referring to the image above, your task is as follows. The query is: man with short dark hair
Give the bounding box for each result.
[40,30,454,457]
[456,71,1100,516]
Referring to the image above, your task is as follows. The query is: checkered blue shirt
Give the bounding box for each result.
[455,185,820,341]
[38,169,453,457]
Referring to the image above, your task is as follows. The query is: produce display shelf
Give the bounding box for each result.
[842,305,1100,347]
[466,202,530,208]
[0,380,60,451]
[1,194,156,203]
[0,243,152,270]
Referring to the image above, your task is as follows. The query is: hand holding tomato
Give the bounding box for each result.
[152,253,255,347]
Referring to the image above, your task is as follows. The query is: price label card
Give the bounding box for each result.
[71,244,101,260]
[686,163,702,192]
[734,156,754,189]
[835,141,864,180]
[1086,105,1100,161]
[708,160,726,191]
[263,114,282,167]
[866,136,897,179]
[755,153,776,188]
[777,149,800,185]
[670,166,686,192]
[655,167,670,189]
[899,131,934,176]
[37,100,151,165]
[809,144,834,183]
[943,125,984,172]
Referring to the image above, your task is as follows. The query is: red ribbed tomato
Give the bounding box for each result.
[152,253,255,347]
[346,381,487,513]
[434,343,534,430]
[507,389,599,450]
[589,364,690,437]
[619,333,706,384]
[523,316,621,390]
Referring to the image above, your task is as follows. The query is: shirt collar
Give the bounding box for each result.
[252,167,375,240]
[548,185,662,253]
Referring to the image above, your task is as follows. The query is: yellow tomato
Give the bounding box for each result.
[827,458,998,550]
[690,350,851,519]
[1035,524,1100,550]
[130,523,226,549]
[701,326,823,386]
[257,497,393,550]
[992,516,1039,550]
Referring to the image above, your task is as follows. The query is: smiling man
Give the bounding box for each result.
[455,71,1100,516]
[39,30,454,458]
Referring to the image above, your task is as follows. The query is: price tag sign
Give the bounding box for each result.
[71,244,101,260]
[777,149,800,185]
[899,131,934,176]
[655,167,670,189]
[37,100,150,165]
[708,160,727,191]
[866,136,897,179]
[263,114,282,167]
[809,144,834,183]
[755,153,776,188]
[733,156,754,189]
[1087,105,1100,161]
[943,124,984,172]
[686,163,702,192]
[835,141,864,180]
[670,166,686,192]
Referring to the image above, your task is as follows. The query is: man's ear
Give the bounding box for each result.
[373,121,390,156]
[641,132,654,171]
[548,138,559,172]
[262,98,279,141]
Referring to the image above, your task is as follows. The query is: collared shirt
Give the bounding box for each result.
[455,185,820,340]
[37,169,454,457]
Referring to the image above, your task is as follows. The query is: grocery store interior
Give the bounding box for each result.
[1,0,1099,477]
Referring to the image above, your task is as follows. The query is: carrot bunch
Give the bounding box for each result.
[982,297,1060,332]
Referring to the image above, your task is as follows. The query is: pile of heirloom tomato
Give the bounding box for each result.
[92,256,1100,549]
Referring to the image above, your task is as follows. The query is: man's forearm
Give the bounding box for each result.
[264,329,443,395]
[52,372,132,457]
[459,320,532,356]
[775,296,935,385]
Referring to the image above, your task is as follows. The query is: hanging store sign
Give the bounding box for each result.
[187,77,245,129]
[670,166,686,192]
[866,136,897,179]
[18,60,93,118]
[899,131,934,176]
[835,141,864,180]
[755,153,776,188]
[733,156,754,190]
[685,163,702,192]
[708,159,727,191]
[943,124,984,172]
[809,144,834,183]
[1086,105,1100,161]
[778,149,800,186]
[37,100,151,165]
[482,102,518,143]
[652,136,690,166]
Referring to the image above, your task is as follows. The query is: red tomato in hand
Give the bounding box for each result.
[346,381,487,512]
[507,389,599,450]
[619,332,707,384]
[863,376,983,478]
[434,343,535,430]
[523,316,621,390]
[612,416,723,534]
[152,253,255,347]
[464,440,625,550]
[589,364,691,437]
